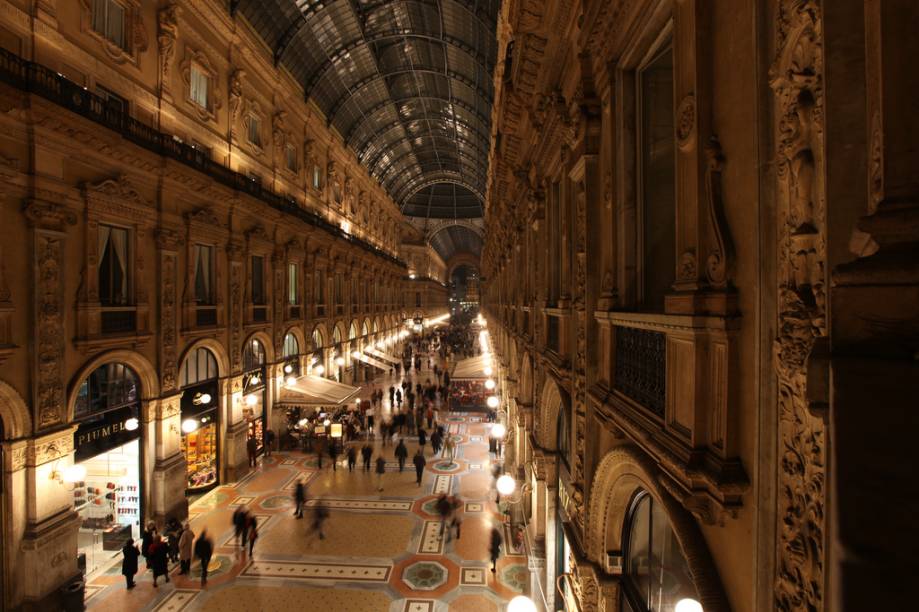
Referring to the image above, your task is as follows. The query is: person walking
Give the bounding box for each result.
[436,494,452,539]
[232,507,245,547]
[313,503,329,540]
[150,536,169,587]
[141,522,156,570]
[121,538,139,589]
[450,496,463,540]
[395,439,408,472]
[489,526,503,572]
[389,385,395,406]
[361,443,373,471]
[418,427,427,454]
[375,455,386,492]
[178,524,194,575]
[328,440,339,471]
[194,529,213,586]
[430,428,442,456]
[293,479,306,518]
[247,515,258,557]
[264,428,276,457]
[413,448,426,486]
[239,508,251,553]
[442,435,455,460]
[247,435,258,468]
[346,445,357,472]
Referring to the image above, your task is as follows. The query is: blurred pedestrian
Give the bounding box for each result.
[361,443,373,471]
[247,515,258,557]
[294,479,306,518]
[413,448,426,486]
[375,455,386,491]
[347,445,357,472]
[121,538,139,589]
[489,526,502,572]
[150,536,169,587]
[194,529,213,586]
[395,439,408,472]
[179,523,194,575]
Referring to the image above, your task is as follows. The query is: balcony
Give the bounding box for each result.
[613,326,666,419]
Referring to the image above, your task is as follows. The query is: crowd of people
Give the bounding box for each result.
[115,322,510,594]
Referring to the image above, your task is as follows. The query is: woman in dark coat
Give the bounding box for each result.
[150,537,170,586]
[489,526,503,573]
[121,538,140,589]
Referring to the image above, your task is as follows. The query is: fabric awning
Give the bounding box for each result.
[278,375,362,406]
[365,347,400,365]
[354,354,389,371]
[451,355,492,380]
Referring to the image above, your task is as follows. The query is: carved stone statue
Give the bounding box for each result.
[228,69,245,139]
[157,1,180,100]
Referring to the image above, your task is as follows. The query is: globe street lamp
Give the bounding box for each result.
[507,595,537,612]
[675,599,704,612]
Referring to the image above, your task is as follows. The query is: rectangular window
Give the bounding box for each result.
[288,263,299,305]
[190,64,209,109]
[92,0,126,50]
[315,270,325,303]
[312,164,322,189]
[286,144,298,173]
[193,244,215,305]
[251,255,265,305]
[98,224,130,306]
[639,41,676,312]
[549,180,561,304]
[247,115,261,147]
[335,274,343,305]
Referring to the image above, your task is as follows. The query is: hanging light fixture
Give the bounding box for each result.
[485,379,496,390]
[314,364,325,375]
[496,474,516,496]
[182,419,199,434]
[124,417,139,431]
[675,600,704,612]
[286,376,297,386]
[486,396,500,409]
[491,423,506,438]
[245,394,258,407]
[284,364,293,374]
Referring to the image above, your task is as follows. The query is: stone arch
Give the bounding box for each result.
[507,338,520,380]
[66,350,160,422]
[361,317,371,337]
[310,322,329,350]
[585,446,730,612]
[0,381,31,439]
[518,353,534,406]
[536,376,566,451]
[347,320,358,341]
[178,338,230,378]
[243,330,276,364]
[372,316,381,333]
[332,320,347,344]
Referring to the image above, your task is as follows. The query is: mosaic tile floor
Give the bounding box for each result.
[85,362,529,611]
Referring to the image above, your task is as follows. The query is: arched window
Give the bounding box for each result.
[282,332,299,358]
[348,323,357,340]
[557,407,570,469]
[243,338,266,372]
[622,491,698,612]
[332,326,342,345]
[180,347,218,387]
[312,327,324,351]
[361,321,369,337]
[372,320,379,333]
[75,362,140,419]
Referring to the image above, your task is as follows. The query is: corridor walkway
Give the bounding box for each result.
[83,358,526,612]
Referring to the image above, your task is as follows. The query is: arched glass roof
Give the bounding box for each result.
[429,224,482,261]
[236,0,500,206]
[402,182,482,218]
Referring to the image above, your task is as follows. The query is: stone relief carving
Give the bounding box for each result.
[79,0,147,64]
[159,252,178,392]
[703,137,735,289]
[769,1,827,610]
[228,68,245,140]
[229,261,243,372]
[180,47,221,122]
[157,1,180,99]
[676,94,697,151]
[272,110,288,162]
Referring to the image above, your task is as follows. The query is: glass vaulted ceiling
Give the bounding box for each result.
[237,0,499,219]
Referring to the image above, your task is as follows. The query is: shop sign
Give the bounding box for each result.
[74,408,140,460]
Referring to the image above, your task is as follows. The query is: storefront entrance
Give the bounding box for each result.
[180,348,220,493]
[72,363,143,576]
[242,339,267,453]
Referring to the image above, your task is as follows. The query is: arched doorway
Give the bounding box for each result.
[311,326,325,375]
[179,347,220,492]
[332,325,344,382]
[242,338,268,455]
[620,491,698,612]
[71,362,143,575]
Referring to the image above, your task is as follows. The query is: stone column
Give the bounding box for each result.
[148,395,187,524]
[223,377,249,482]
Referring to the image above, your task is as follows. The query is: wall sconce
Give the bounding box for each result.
[51,463,87,484]
[193,392,212,406]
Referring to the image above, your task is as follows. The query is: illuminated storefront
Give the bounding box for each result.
[71,363,143,576]
[179,348,220,492]
[242,338,267,453]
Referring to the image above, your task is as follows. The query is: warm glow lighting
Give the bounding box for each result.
[298,418,308,427]
[496,474,516,496]
[62,464,87,484]
[284,364,293,373]
[250,374,261,385]
[486,396,500,409]
[409,273,416,279]
[341,221,351,234]
[335,357,345,366]
[182,419,199,434]
[286,376,297,386]
[507,596,537,612]
[675,600,704,612]
[330,423,342,438]
[352,351,361,359]
[245,394,258,407]
[491,423,506,438]
[484,366,493,376]
[314,364,325,375]
[124,417,139,431]
[485,379,496,390]
[323,419,331,427]
[194,392,212,406]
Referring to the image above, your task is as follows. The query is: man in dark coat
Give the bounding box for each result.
[361,443,373,471]
[150,537,169,587]
[346,445,357,472]
[375,455,387,491]
[294,479,306,518]
[394,439,408,472]
[413,448,426,486]
[328,440,339,471]
[194,529,213,586]
[489,526,503,572]
[417,427,427,454]
[430,428,442,456]
[121,538,140,589]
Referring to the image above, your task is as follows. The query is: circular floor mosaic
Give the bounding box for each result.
[500,563,528,593]
[261,494,294,510]
[431,460,462,473]
[402,560,448,591]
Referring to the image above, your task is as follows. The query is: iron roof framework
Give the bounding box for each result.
[429,223,483,261]
[237,0,499,221]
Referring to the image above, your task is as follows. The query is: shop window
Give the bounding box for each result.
[288,263,299,305]
[179,348,219,492]
[75,362,139,419]
[622,491,698,612]
[189,63,209,110]
[193,244,215,305]
[251,255,265,305]
[98,224,130,307]
[247,114,262,147]
[180,347,218,387]
[242,339,267,452]
[638,40,676,312]
[91,0,126,50]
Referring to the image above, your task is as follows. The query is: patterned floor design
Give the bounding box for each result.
[83,358,529,611]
